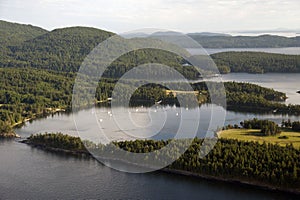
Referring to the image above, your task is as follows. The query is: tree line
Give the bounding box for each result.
[282,120,300,132]
[240,118,281,136]
[225,118,300,136]
[211,52,300,74]
[26,133,300,189]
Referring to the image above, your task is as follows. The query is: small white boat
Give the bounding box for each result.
[155,100,162,105]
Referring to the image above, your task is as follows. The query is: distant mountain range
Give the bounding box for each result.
[187,32,231,37]
[122,30,300,48]
[233,28,300,34]
[122,31,231,38]
[188,34,300,48]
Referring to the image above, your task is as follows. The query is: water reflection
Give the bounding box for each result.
[15,104,300,142]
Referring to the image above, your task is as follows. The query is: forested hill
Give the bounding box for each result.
[3,26,115,72]
[0,20,48,47]
[0,21,198,78]
[211,52,300,73]
[1,20,300,75]
[188,34,300,48]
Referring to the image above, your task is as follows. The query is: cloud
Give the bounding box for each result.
[0,0,299,32]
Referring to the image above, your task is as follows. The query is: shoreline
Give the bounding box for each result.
[0,108,67,139]
[12,108,66,128]
[161,168,300,196]
[0,132,20,138]
[21,139,300,196]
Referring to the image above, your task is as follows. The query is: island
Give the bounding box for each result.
[21,131,300,195]
[211,52,300,74]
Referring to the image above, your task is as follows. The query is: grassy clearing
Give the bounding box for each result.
[218,128,300,149]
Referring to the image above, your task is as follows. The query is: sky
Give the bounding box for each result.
[0,0,300,34]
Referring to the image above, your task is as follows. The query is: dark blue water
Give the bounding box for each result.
[0,140,298,199]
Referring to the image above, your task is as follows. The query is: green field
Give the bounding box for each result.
[218,128,300,149]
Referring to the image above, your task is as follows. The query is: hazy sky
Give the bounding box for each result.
[0,0,299,33]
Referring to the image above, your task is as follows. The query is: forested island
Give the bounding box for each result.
[188,33,300,48]
[22,132,300,194]
[211,52,300,74]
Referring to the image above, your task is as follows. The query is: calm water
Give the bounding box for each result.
[187,47,300,55]
[1,140,297,200]
[1,73,300,199]
[221,73,300,105]
[14,105,300,140]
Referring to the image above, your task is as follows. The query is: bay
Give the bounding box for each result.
[1,73,300,199]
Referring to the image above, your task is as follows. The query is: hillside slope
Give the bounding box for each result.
[5,26,114,71]
[0,20,48,47]
[0,22,197,78]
